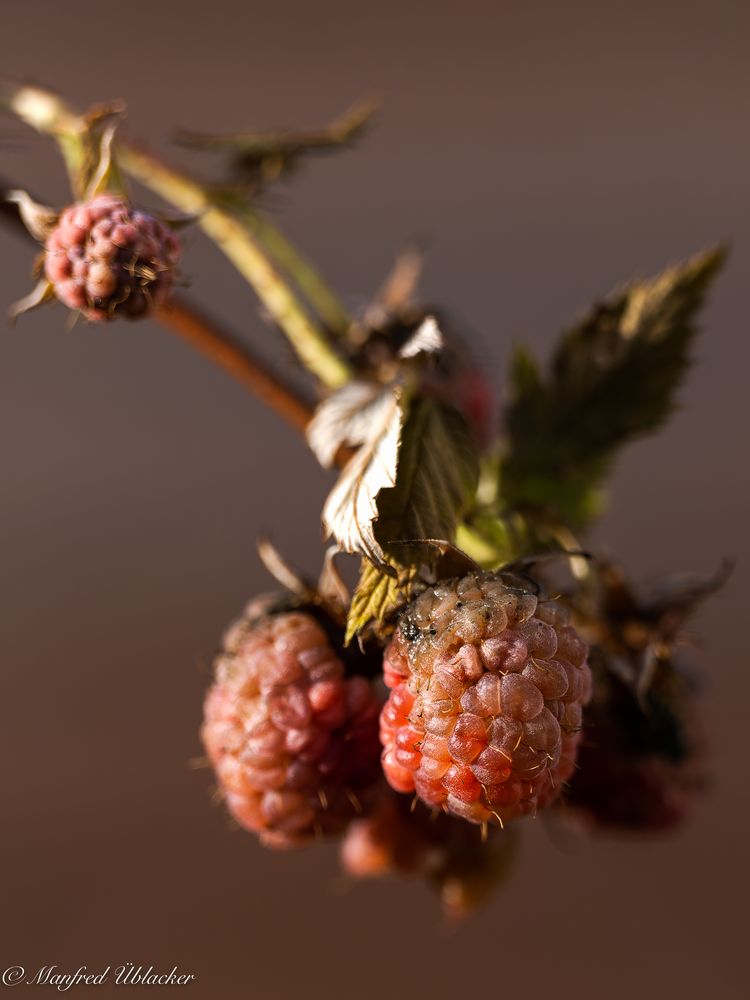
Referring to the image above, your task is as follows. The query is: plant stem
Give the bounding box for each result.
[0,81,352,390]
[237,204,350,335]
[120,140,351,388]
[156,298,313,432]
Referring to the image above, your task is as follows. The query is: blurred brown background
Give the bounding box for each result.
[1,1,748,997]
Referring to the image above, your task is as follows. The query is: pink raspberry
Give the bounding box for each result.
[202,599,381,848]
[380,573,592,826]
[43,194,181,321]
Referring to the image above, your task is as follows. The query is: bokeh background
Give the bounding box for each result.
[1,1,748,997]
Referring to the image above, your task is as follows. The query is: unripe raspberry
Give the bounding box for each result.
[380,573,592,825]
[202,598,381,848]
[43,194,181,321]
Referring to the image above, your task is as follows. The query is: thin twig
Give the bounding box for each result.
[121,138,352,388]
[238,204,350,336]
[155,298,313,433]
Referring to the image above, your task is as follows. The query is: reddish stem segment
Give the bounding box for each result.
[155,299,314,433]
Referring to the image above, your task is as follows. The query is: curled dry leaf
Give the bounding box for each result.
[256,538,316,603]
[397,315,443,359]
[9,277,55,322]
[369,245,423,319]
[72,102,127,201]
[351,244,424,343]
[84,120,120,199]
[317,546,351,613]
[174,97,377,188]
[306,380,389,469]
[6,190,58,241]
[320,386,404,568]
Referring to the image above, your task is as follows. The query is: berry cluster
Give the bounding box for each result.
[201,573,598,911]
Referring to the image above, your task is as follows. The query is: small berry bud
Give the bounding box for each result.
[44,194,181,321]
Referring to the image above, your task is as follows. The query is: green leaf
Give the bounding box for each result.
[343,397,480,641]
[456,514,520,570]
[345,560,419,644]
[501,247,726,529]
[374,397,479,555]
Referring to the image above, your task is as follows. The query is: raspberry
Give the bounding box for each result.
[565,665,705,831]
[43,194,181,321]
[202,598,381,848]
[340,790,431,878]
[340,787,517,917]
[380,573,592,825]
